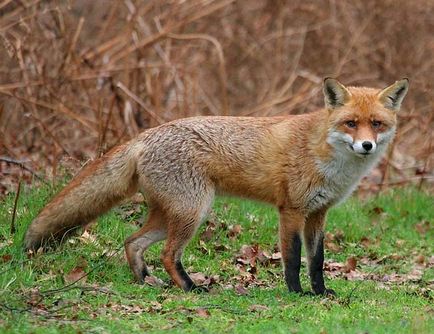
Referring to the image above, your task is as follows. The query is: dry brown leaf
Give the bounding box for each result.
[228,224,242,239]
[197,240,209,254]
[236,244,259,267]
[190,272,207,285]
[64,266,87,283]
[415,220,431,235]
[390,254,403,261]
[27,288,42,307]
[200,220,217,241]
[249,304,269,312]
[395,239,405,247]
[334,229,345,242]
[344,256,357,272]
[406,268,423,281]
[345,270,365,280]
[147,301,163,313]
[79,230,97,244]
[325,241,341,253]
[414,255,425,264]
[144,275,165,287]
[214,243,229,252]
[325,232,335,242]
[234,284,249,295]
[1,254,12,263]
[360,236,371,248]
[195,308,211,318]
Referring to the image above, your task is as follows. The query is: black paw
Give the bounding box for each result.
[301,291,315,297]
[190,285,209,294]
[313,288,336,296]
[324,288,336,296]
[134,268,150,285]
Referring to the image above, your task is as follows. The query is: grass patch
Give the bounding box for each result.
[0,184,433,333]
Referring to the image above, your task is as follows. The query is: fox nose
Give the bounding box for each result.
[362,141,373,151]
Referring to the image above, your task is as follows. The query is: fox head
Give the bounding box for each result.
[323,78,409,157]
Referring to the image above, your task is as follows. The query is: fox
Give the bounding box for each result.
[24,78,409,295]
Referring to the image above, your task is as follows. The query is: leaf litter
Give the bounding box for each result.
[3,212,431,323]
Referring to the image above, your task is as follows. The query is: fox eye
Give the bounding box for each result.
[345,120,357,128]
[372,120,382,129]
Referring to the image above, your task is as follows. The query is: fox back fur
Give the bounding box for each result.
[24,78,409,295]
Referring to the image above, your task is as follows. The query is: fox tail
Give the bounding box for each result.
[24,141,140,251]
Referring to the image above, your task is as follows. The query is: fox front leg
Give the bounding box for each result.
[279,208,304,293]
[304,209,336,296]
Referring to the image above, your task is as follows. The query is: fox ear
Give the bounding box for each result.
[323,78,351,109]
[377,78,409,111]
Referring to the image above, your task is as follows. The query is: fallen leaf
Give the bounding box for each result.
[195,308,210,318]
[334,229,345,242]
[406,268,423,281]
[249,304,269,312]
[325,241,341,253]
[1,254,12,263]
[234,284,249,295]
[200,220,217,241]
[414,255,425,264]
[79,230,97,244]
[214,243,229,252]
[396,239,405,247]
[148,301,163,313]
[271,252,282,260]
[27,288,42,307]
[325,232,335,242]
[345,270,365,280]
[197,240,209,254]
[190,272,207,285]
[370,206,385,215]
[236,244,259,267]
[360,236,371,248]
[344,256,357,272]
[228,224,242,239]
[415,220,431,235]
[64,266,87,283]
[144,275,165,287]
[390,254,403,261]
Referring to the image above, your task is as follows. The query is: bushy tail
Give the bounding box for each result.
[24,141,140,251]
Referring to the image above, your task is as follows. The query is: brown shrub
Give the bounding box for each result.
[0,0,432,195]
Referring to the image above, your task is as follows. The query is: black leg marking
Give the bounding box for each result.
[285,234,303,293]
[308,232,336,296]
[140,266,150,282]
[175,261,198,292]
[308,232,326,294]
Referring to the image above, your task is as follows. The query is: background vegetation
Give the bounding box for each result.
[0,0,433,195]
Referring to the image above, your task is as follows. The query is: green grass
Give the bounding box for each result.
[0,184,433,333]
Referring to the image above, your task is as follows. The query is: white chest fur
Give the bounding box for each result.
[307,150,384,212]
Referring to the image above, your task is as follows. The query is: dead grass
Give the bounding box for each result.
[0,0,433,196]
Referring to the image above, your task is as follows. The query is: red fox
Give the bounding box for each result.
[24,78,408,295]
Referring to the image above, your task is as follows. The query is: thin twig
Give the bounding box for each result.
[10,179,21,234]
[0,156,47,183]
[116,81,165,124]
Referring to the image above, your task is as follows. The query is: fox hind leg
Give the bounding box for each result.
[125,207,167,283]
[161,190,214,292]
